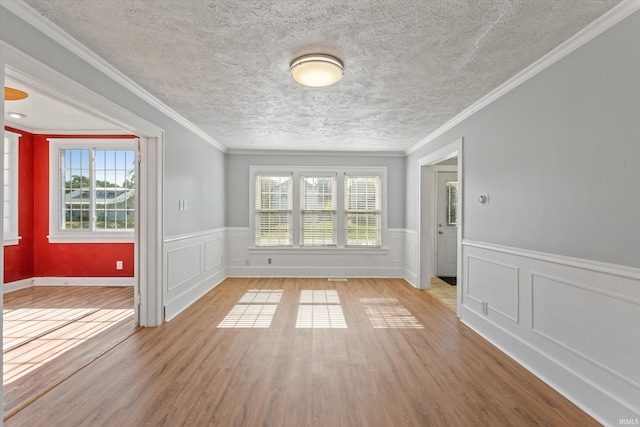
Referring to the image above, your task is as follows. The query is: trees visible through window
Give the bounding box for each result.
[49,138,137,243]
[61,149,135,230]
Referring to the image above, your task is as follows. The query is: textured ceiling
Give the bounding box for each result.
[21,0,621,152]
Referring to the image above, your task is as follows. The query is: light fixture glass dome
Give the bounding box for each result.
[290,54,343,87]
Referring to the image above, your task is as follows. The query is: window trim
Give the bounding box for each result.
[3,131,20,246]
[48,138,137,243]
[255,173,293,247]
[300,173,337,247]
[249,166,387,250]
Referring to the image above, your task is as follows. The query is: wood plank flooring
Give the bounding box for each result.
[3,286,138,420]
[6,278,598,426]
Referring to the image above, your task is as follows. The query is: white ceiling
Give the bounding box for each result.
[4,75,123,134]
[15,0,622,152]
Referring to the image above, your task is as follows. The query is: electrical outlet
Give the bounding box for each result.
[116,260,123,270]
[268,258,272,264]
[481,301,489,315]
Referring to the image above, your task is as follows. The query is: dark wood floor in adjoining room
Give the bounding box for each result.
[5,278,598,426]
[3,286,137,420]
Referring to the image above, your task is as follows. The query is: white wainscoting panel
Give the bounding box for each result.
[467,255,519,323]
[461,240,640,425]
[226,227,405,278]
[531,273,640,389]
[404,230,418,287]
[164,228,226,321]
[167,244,202,292]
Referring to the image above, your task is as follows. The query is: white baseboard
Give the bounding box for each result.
[225,266,403,278]
[32,277,135,287]
[164,269,226,321]
[3,278,34,293]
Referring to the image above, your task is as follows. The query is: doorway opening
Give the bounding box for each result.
[2,44,163,419]
[417,138,463,316]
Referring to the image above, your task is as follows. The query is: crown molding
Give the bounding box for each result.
[1,0,227,153]
[3,120,128,136]
[405,0,640,156]
[226,148,405,157]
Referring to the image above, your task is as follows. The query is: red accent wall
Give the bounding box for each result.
[4,130,136,283]
[4,127,35,283]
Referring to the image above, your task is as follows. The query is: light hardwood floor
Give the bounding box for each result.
[6,278,598,426]
[3,286,137,420]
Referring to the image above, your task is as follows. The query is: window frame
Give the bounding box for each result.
[3,131,20,246]
[249,166,387,251]
[300,173,337,247]
[254,173,293,247]
[48,138,138,243]
[344,175,382,247]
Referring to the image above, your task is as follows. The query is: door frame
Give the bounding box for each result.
[417,137,463,317]
[1,41,164,327]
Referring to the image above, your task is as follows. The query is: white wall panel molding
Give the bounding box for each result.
[227,228,406,279]
[466,255,519,323]
[164,229,226,321]
[531,273,640,390]
[403,229,418,287]
[463,240,640,280]
[461,240,640,424]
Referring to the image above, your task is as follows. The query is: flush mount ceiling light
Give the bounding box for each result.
[4,87,29,101]
[290,54,343,87]
[7,112,26,119]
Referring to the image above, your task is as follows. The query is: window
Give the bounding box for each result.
[446,181,458,226]
[251,166,386,249]
[345,176,381,246]
[3,131,20,246]
[255,174,292,246]
[49,138,137,243]
[301,175,336,246]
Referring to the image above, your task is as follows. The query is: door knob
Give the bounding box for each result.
[438,231,443,234]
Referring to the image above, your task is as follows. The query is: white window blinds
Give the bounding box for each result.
[255,174,293,246]
[300,175,337,246]
[344,175,381,246]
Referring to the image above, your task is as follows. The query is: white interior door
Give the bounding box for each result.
[436,171,458,277]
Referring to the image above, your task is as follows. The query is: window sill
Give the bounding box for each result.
[48,232,134,244]
[249,246,389,255]
[3,236,21,246]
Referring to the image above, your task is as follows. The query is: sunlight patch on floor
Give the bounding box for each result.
[218,289,283,328]
[299,289,340,304]
[3,308,132,385]
[295,304,347,329]
[296,290,347,328]
[238,289,283,304]
[360,298,424,329]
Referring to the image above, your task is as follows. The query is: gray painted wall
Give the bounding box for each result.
[406,10,640,268]
[0,7,226,237]
[226,153,405,229]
